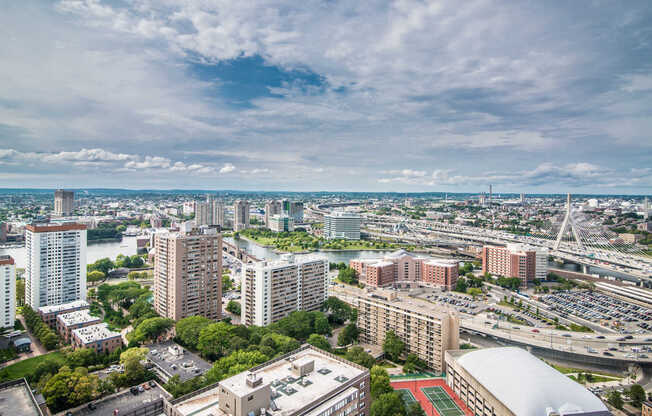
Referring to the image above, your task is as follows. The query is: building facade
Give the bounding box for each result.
[38,300,90,328]
[166,345,370,416]
[445,348,610,416]
[56,309,101,343]
[323,212,360,240]
[233,200,250,231]
[282,200,304,222]
[153,224,222,321]
[355,289,459,372]
[71,323,122,354]
[264,200,282,227]
[195,196,224,228]
[0,256,16,329]
[54,189,74,217]
[481,244,548,286]
[268,215,294,232]
[241,255,329,326]
[350,250,459,290]
[25,223,87,309]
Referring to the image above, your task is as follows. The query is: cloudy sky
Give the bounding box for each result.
[1,1,651,193]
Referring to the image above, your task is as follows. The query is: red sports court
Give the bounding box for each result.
[391,377,472,416]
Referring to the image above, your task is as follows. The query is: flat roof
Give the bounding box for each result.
[450,347,610,416]
[147,341,212,382]
[0,379,43,416]
[175,346,367,416]
[38,300,89,315]
[58,310,101,327]
[72,323,121,344]
[26,223,86,232]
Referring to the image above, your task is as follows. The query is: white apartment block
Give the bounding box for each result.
[25,223,87,309]
[323,212,361,240]
[241,255,329,326]
[0,256,16,329]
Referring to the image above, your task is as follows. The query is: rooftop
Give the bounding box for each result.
[0,378,43,416]
[57,309,101,327]
[247,254,327,270]
[175,345,367,416]
[450,347,610,416]
[0,255,14,265]
[72,323,121,344]
[38,300,89,315]
[26,222,86,233]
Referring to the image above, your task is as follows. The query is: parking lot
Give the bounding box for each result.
[147,341,212,382]
[71,382,168,416]
[540,290,652,333]
[417,290,487,315]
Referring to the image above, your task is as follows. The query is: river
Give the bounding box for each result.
[0,237,139,269]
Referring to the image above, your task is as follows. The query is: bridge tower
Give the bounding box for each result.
[554,193,584,250]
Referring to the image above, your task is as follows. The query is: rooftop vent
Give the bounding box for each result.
[246,373,263,388]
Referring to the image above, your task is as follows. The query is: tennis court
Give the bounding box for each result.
[421,386,465,416]
[397,388,417,406]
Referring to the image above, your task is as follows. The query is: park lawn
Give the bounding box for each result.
[550,362,622,378]
[0,351,66,381]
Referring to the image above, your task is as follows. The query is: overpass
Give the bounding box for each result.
[222,240,260,264]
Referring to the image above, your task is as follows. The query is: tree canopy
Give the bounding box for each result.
[382,331,404,361]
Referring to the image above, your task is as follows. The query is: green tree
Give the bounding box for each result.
[455,278,468,293]
[131,317,174,343]
[370,392,406,416]
[322,296,354,325]
[345,346,375,368]
[15,278,25,307]
[406,402,426,416]
[87,257,115,275]
[204,350,269,384]
[87,270,105,283]
[370,366,392,399]
[198,322,233,360]
[314,313,331,335]
[120,347,148,384]
[42,366,100,412]
[607,391,623,409]
[66,348,98,368]
[338,323,360,346]
[307,334,331,352]
[628,384,646,407]
[226,300,241,316]
[175,316,212,350]
[338,267,358,285]
[382,331,404,361]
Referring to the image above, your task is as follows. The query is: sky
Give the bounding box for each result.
[0,0,651,194]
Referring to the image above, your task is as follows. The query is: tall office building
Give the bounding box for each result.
[481,244,548,286]
[233,200,250,231]
[282,200,304,222]
[54,189,74,216]
[153,223,222,321]
[25,223,87,309]
[195,195,224,228]
[351,287,459,372]
[241,255,329,326]
[0,256,16,329]
[264,200,282,227]
[323,211,361,240]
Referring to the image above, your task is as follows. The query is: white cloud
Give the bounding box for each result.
[219,163,236,174]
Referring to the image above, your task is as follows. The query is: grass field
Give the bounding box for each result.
[421,386,465,416]
[0,351,65,381]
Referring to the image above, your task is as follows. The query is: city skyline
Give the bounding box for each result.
[1,1,651,193]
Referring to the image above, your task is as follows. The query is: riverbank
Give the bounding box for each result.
[236,234,405,254]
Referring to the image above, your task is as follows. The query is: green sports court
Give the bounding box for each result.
[420,386,465,416]
[397,388,417,406]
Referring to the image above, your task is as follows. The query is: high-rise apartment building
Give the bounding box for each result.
[0,222,7,242]
[25,223,87,309]
[0,256,16,329]
[264,200,282,227]
[351,287,459,372]
[323,211,360,240]
[54,189,74,216]
[195,195,225,228]
[233,200,250,231]
[350,250,459,290]
[167,345,370,416]
[481,244,548,286]
[241,255,329,326]
[153,224,222,321]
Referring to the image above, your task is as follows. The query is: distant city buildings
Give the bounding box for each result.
[350,250,459,290]
[233,200,250,231]
[323,211,360,240]
[268,215,294,232]
[0,256,16,329]
[195,195,224,228]
[25,223,87,309]
[481,243,548,286]
[264,200,282,227]
[167,344,370,416]
[353,288,459,372]
[445,347,610,416]
[241,255,329,326]
[154,224,222,321]
[53,189,74,216]
[282,200,304,222]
